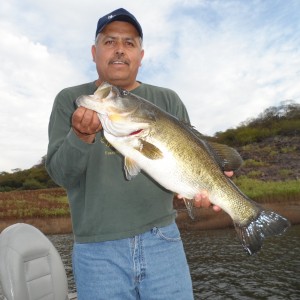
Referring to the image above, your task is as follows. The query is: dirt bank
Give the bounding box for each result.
[0,217,72,235]
[0,202,299,235]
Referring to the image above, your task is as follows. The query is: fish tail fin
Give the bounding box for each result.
[183,198,195,220]
[234,210,290,255]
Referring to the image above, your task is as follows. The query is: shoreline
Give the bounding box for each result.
[0,202,299,235]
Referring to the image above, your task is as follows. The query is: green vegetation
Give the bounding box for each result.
[233,177,300,203]
[243,159,268,168]
[214,100,300,146]
[0,156,58,192]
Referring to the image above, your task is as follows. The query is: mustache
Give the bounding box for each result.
[109,55,130,65]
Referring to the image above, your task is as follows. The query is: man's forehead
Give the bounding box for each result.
[100,33,136,40]
[100,21,140,37]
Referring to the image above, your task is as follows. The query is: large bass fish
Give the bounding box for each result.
[76,82,290,255]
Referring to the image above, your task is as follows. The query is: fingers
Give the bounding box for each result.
[178,191,219,210]
[212,205,222,212]
[177,169,235,212]
[194,190,211,208]
[72,107,102,135]
[194,192,221,211]
[224,171,234,178]
[72,107,102,143]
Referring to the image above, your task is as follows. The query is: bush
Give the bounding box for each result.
[22,178,46,190]
[214,100,300,146]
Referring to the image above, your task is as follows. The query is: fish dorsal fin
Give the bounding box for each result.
[205,141,243,172]
[179,121,243,172]
[135,139,164,160]
[124,157,141,180]
[180,121,205,138]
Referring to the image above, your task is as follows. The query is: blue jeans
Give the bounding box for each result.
[72,222,194,299]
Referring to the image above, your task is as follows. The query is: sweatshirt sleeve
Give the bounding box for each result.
[45,90,94,188]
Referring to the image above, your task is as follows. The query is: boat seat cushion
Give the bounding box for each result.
[0,223,68,300]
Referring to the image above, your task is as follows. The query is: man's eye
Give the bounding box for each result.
[105,40,115,46]
[126,41,134,47]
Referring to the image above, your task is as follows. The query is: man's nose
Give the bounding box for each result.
[115,42,125,55]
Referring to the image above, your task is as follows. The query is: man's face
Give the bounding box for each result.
[92,21,144,90]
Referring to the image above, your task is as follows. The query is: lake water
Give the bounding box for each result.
[182,225,300,299]
[0,225,299,299]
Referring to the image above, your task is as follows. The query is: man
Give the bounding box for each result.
[46,8,225,299]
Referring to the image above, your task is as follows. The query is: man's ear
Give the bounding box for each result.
[91,45,96,62]
[140,49,145,66]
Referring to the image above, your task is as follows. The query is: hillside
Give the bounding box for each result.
[211,100,300,181]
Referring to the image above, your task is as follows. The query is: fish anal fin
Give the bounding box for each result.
[135,139,164,160]
[183,198,195,220]
[124,157,141,180]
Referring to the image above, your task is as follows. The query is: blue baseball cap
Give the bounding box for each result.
[95,8,143,39]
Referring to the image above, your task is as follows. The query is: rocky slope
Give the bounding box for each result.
[236,135,300,181]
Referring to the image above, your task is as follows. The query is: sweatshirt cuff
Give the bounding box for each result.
[67,129,95,151]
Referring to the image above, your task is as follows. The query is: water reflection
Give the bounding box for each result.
[0,226,299,299]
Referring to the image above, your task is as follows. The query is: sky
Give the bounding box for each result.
[1,0,300,173]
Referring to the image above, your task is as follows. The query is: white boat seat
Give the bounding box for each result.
[0,223,68,300]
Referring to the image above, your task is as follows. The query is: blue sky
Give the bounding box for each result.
[1,0,300,172]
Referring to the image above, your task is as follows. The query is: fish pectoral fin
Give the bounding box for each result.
[124,157,141,180]
[135,139,164,160]
[183,198,195,220]
[206,141,243,172]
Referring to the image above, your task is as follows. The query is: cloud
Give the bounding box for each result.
[0,27,87,172]
[139,0,300,133]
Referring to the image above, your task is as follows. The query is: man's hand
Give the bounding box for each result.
[72,107,102,143]
[178,171,234,212]
[193,190,221,212]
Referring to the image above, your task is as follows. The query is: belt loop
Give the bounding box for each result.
[151,227,158,235]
